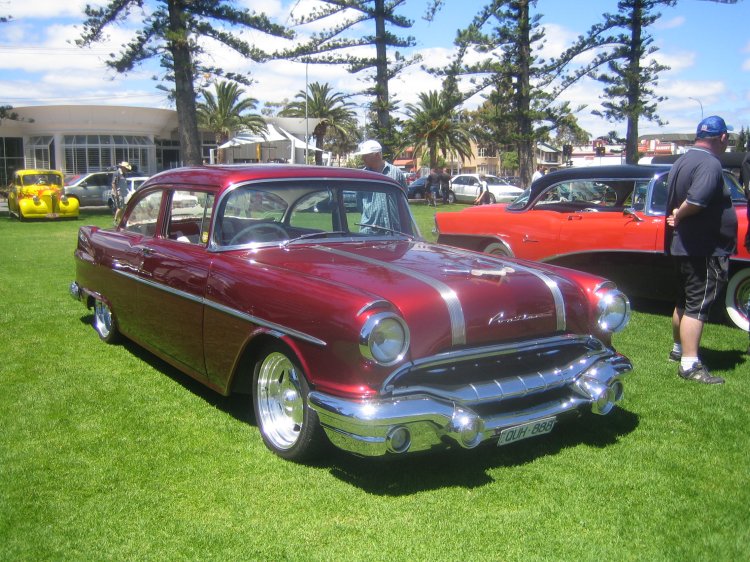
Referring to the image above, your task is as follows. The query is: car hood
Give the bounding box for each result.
[249,240,593,357]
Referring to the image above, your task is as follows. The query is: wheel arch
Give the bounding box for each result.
[437,233,515,256]
[228,331,311,396]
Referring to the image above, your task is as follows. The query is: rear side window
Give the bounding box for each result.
[124,191,163,237]
[166,190,215,245]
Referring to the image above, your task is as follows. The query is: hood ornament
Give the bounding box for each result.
[443,266,515,279]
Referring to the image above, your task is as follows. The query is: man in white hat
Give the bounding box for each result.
[354,140,408,234]
[111,161,132,221]
[355,140,407,193]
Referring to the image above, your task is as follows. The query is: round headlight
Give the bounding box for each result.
[359,312,409,366]
[596,289,631,333]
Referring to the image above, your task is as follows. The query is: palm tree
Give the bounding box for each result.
[197,80,267,163]
[399,91,473,170]
[280,82,357,165]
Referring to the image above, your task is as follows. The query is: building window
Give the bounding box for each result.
[0,137,24,186]
[63,134,151,175]
[24,136,53,170]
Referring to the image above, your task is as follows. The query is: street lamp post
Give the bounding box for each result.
[688,97,704,120]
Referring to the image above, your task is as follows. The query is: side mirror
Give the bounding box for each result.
[623,208,643,222]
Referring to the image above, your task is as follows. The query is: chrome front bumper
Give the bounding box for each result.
[309,340,631,457]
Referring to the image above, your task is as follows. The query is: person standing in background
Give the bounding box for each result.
[355,140,407,193]
[440,167,452,203]
[112,161,131,222]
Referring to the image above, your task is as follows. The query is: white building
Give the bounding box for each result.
[0,105,320,185]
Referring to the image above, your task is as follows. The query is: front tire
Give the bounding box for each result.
[93,298,120,343]
[253,343,325,461]
[725,267,750,331]
[446,190,456,204]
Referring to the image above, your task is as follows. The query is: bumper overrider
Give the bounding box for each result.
[309,335,632,456]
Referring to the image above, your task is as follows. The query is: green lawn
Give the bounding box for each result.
[1,205,748,561]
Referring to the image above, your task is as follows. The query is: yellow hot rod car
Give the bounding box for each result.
[7,169,79,220]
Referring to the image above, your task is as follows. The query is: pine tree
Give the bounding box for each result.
[286,0,424,160]
[582,0,676,164]
[76,1,293,166]
[443,0,604,186]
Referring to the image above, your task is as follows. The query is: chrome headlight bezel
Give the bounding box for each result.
[359,312,410,366]
[595,288,631,333]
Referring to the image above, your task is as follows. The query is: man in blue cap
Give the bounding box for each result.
[666,115,738,384]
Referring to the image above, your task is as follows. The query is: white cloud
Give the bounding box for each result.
[656,16,685,31]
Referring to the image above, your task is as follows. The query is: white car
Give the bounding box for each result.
[450,173,524,204]
[123,176,151,204]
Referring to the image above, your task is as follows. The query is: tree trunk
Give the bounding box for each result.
[373,0,391,156]
[624,0,643,165]
[517,0,534,187]
[168,0,202,166]
[314,123,327,166]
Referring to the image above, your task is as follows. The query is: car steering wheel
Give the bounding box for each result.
[229,222,288,245]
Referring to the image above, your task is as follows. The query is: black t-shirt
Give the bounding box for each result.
[666,148,737,256]
[425,171,440,192]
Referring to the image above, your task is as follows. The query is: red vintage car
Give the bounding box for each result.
[435,164,750,331]
[70,165,632,461]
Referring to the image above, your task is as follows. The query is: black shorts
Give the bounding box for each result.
[674,256,729,321]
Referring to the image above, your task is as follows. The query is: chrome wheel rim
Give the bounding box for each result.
[94,300,113,339]
[256,352,303,450]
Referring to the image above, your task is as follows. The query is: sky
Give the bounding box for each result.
[0,0,748,140]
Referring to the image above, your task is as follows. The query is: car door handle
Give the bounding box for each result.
[140,246,155,256]
[567,215,583,221]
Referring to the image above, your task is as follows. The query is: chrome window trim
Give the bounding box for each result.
[207,176,413,252]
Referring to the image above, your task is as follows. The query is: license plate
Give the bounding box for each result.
[46,213,59,218]
[497,417,556,447]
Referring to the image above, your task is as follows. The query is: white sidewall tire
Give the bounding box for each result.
[725,268,750,331]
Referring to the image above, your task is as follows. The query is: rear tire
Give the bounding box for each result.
[253,342,325,461]
[93,298,120,343]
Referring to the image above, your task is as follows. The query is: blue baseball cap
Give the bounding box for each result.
[696,115,733,138]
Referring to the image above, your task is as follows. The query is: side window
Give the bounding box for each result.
[166,190,215,244]
[649,177,668,215]
[123,191,163,236]
[630,180,650,211]
[537,182,572,205]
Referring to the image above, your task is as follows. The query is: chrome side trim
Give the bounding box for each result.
[206,299,327,347]
[112,269,326,347]
[313,245,467,346]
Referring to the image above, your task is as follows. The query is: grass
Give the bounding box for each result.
[1,204,749,561]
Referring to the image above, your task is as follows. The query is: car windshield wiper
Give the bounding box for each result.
[355,223,415,239]
[281,230,348,247]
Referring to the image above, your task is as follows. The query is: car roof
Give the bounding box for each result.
[142,164,401,193]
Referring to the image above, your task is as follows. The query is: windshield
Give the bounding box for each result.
[507,188,532,209]
[21,173,62,186]
[215,180,419,248]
